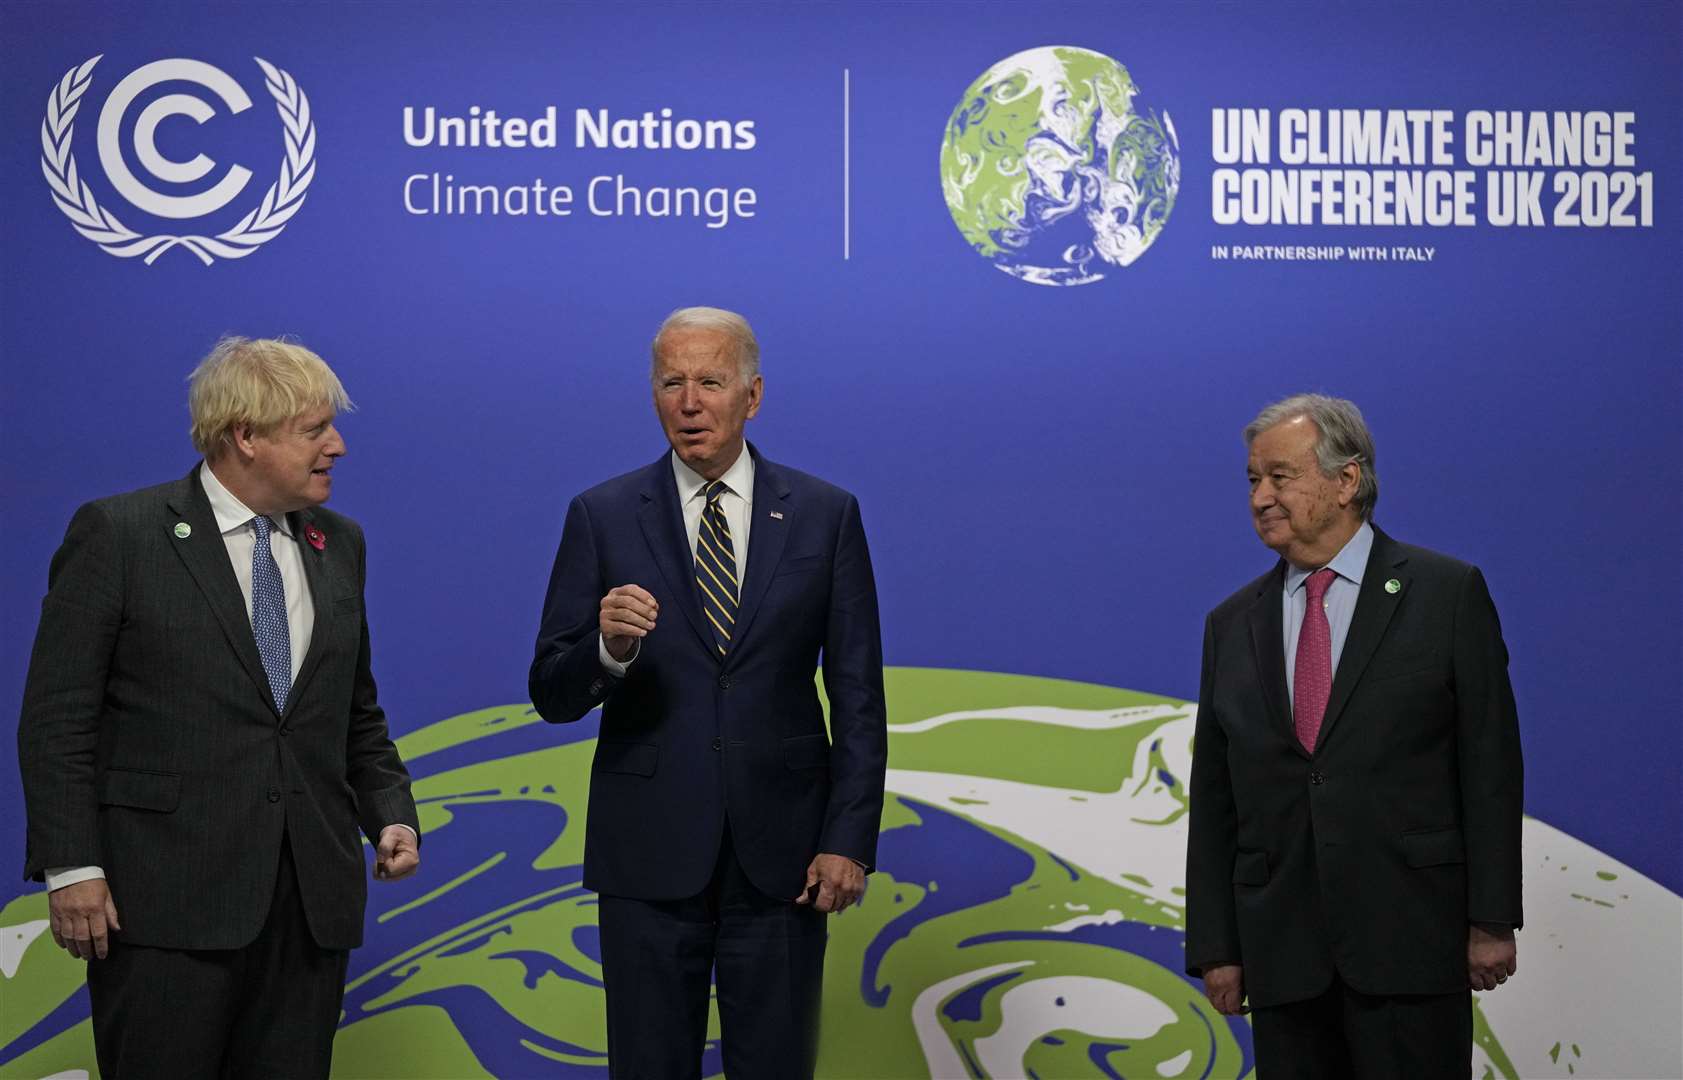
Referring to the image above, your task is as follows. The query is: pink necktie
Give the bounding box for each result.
[1293,568,1337,753]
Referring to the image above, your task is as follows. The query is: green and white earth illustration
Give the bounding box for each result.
[940,47,1181,286]
[2,668,1679,1078]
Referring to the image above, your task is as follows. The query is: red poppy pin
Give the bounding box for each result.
[304,524,326,551]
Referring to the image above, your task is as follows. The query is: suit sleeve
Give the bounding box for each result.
[1453,566,1524,928]
[18,502,123,880]
[343,522,420,846]
[529,496,618,723]
[1185,612,1242,976]
[817,494,887,869]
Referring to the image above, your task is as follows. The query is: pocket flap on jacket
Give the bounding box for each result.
[782,733,830,770]
[1232,850,1270,885]
[775,553,830,577]
[333,595,362,616]
[1403,827,1466,868]
[594,741,657,777]
[98,768,181,812]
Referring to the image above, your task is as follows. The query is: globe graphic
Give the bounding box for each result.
[940,46,1181,286]
[2,668,1678,1078]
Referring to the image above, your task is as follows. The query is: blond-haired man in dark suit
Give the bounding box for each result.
[18,337,420,1078]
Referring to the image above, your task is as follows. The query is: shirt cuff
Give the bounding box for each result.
[598,636,638,676]
[44,866,105,892]
[384,824,419,843]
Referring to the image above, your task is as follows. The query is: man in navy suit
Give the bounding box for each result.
[529,306,886,1079]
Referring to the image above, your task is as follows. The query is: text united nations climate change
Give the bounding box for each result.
[402,106,759,229]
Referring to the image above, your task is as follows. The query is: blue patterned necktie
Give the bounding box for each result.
[250,515,292,711]
[694,481,740,657]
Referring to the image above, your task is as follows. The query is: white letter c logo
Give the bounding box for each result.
[97,59,253,219]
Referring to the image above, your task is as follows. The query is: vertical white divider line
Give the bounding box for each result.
[844,67,851,261]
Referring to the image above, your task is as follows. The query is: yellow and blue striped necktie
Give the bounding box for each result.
[694,480,739,657]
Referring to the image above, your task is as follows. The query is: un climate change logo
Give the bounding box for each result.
[940,47,1180,286]
[40,56,316,265]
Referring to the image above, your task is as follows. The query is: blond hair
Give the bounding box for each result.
[188,336,353,455]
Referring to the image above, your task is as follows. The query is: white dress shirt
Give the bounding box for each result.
[599,446,754,675]
[201,461,316,675]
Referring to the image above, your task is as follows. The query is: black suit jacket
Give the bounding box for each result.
[17,467,418,951]
[1185,526,1523,1006]
[529,446,887,901]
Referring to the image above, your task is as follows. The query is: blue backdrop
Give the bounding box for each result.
[2,3,1679,1077]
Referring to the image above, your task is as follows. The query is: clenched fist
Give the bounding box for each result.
[601,584,659,660]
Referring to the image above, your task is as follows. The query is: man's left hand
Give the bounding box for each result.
[375,826,420,881]
[794,853,865,913]
[1467,924,1517,991]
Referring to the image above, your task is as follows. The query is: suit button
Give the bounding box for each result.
[589,679,604,696]
[718,674,731,690]
[267,788,282,802]
[711,737,722,751]
[278,726,290,736]
[1309,771,1325,785]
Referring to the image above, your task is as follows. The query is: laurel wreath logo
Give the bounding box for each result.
[40,56,317,265]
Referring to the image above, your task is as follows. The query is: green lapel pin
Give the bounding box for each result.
[173,522,192,539]
[1384,578,1401,594]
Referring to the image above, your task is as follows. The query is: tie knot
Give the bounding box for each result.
[703,480,729,506]
[1306,567,1337,600]
[250,515,273,540]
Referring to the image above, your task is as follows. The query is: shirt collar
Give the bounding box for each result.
[1285,520,1374,595]
[199,461,293,538]
[670,444,755,504]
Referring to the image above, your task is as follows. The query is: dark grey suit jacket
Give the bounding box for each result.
[18,467,418,951]
[1185,526,1523,1006]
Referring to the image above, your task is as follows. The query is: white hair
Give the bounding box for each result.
[1245,393,1379,520]
[650,306,760,381]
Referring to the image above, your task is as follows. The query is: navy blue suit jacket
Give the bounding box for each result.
[529,445,887,901]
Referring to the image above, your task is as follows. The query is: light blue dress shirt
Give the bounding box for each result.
[1282,521,1375,704]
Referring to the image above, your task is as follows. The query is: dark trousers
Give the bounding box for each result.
[86,833,349,1080]
[596,826,827,1080]
[1251,973,1472,1080]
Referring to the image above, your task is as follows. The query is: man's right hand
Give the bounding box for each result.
[1202,963,1248,1015]
[49,879,120,961]
[601,584,659,661]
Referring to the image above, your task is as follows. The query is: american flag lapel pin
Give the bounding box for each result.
[769,510,784,520]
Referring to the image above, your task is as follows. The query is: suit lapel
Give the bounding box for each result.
[727,448,790,663]
[1317,527,1409,751]
[285,508,331,714]
[165,468,277,716]
[637,455,717,656]
[1246,561,1305,759]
